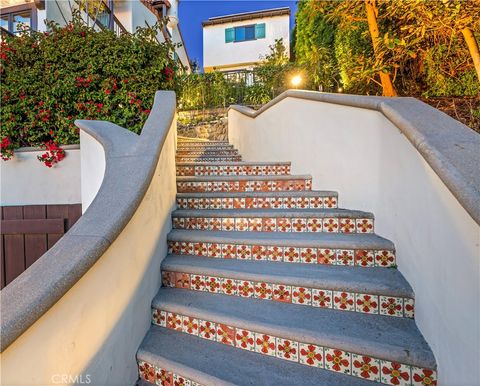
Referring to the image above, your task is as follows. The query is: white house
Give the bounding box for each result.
[202,7,290,74]
[0,0,191,71]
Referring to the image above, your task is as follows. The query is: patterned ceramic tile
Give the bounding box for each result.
[340,218,356,233]
[306,218,322,232]
[162,271,175,288]
[300,247,317,264]
[380,296,404,317]
[152,309,166,327]
[276,338,299,362]
[411,367,437,386]
[277,218,292,232]
[266,245,284,262]
[216,323,235,346]
[255,333,276,356]
[283,247,300,263]
[272,284,292,302]
[352,354,381,382]
[318,249,336,265]
[236,244,252,260]
[157,367,173,386]
[333,291,355,311]
[190,275,206,291]
[292,218,307,232]
[312,289,333,308]
[167,312,183,331]
[381,361,411,386]
[235,329,255,351]
[357,218,374,233]
[324,348,351,374]
[254,282,273,300]
[207,243,221,258]
[182,316,199,335]
[251,245,268,261]
[375,250,396,267]
[323,218,339,233]
[237,280,255,297]
[292,286,312,305]
[175,272,190,289]
[355,294,379,314]
[355,250,375,267]
[221,244,236,259]
[404,298,415,318]
[299,343,324,368]
[337,250,355,266]
[205,276,222,293]
[198,320,216,341]
[221,278,238,295]
[138,360,157,383]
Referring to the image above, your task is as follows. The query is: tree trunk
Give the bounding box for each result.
[365,0,397,96]
[461,27,480,83]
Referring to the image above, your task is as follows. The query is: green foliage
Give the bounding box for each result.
[178,38,299,110]
[334,22,379,94]
[293,0,479,97]
[0,14,177,153]
[294,0,338,90]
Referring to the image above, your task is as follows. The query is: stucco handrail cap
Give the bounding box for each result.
[0,90,176,352]
[229,89,480,225]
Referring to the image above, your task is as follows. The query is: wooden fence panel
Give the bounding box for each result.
[0,204,82,288]
[2,206,25,286]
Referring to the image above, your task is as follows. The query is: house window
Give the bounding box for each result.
[0,4,37,35]
[225,23,266,43]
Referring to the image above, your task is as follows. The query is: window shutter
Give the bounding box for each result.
[255,23,266,39]
[225,27,234,43]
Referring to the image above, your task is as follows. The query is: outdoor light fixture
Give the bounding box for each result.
[291,75,302,88]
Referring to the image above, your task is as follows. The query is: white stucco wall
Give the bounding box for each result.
[0,120,177,386]
[203,14,290,70]
[80,132,106,213]
[0,147,81,206]
[229,98,480,386]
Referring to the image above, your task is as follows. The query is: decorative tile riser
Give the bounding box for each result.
[177,144,235,151]
[176,157,243,162]
[161,271,414,318]
[151,310,436,385]
[176,179,312,193]
[172,216,373,234]
[176,165,291,177]
[176,151,239,156]
[167,241,396,268]
[176,196,338,210]
[138,361,203,386]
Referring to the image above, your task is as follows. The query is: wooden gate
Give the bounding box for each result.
[0,204,82,289]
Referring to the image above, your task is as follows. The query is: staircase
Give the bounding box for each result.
[136,138,437,386]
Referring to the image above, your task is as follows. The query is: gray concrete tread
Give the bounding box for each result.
[152,288,435,369]
[176,161,291,166]
[138,326,378,386]
[177,174,312,182]
[162,255,412,297]
[168,230,395,250]
[176,190,338,198]
[172,208,373,219]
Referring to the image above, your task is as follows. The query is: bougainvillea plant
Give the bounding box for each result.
[37,140,66,167]
[0,13,179,165]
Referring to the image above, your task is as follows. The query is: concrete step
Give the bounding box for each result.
[167,230,396,268]
[161,255,414,318]
[176,155,242,161]
[176,175,313,193]
[176,150,240,156]
[137,326,378,386]
[149,288,436,383]
[176,162,291,177]
[176,190,338,210]
[177,144,234,150]
[172,208,374,234]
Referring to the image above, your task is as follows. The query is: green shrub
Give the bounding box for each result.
[0,15,177,157]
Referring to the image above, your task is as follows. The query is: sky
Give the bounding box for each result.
[178,0,298,71]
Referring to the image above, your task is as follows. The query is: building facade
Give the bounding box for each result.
[202,7,290,74]
[0,0,191,71]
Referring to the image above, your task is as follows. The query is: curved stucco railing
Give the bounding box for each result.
[230,90,480,225]
[228,89,480,384]
[0,90,176,352]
